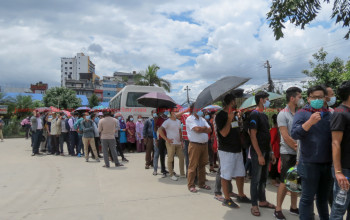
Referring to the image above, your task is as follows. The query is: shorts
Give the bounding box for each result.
[218,150,245,180]
[280,154,297,183]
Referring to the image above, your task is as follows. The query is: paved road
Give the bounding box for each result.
[0,138,301,220]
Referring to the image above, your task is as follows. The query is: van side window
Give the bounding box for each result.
[126,92,147,107]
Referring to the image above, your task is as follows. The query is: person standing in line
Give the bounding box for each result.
[0,116,4,142]
[118,115,127,152]
[46,113,53,154]
[50,112,61,155]
[136,115,145,152]
[74,113,84,157]
[249,91,277,217]
[155,109,169,178]
[98,111,123,168]
[80,112,100,163]
[215,94,251,208]
[269,114,280,187]
[330,81,350,220]
[21,116,31,139]
[59,113,70,156]
[114,113,128,162]
[274,87,302,219]
[158,108,185,181]
[186,104,212,193]
[90,113,102,158]
[291,85,333,220]
[126,115,136,153]
[68,112,79,156]
[143,110,156,170]
[30,110,43,156]
[176,109,190,176]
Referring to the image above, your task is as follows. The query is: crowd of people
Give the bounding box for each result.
[5,79,350,219]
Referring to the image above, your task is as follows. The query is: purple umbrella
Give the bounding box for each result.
[137,92,177,108]
[75,107,91,112]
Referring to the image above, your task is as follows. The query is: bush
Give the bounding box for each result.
[2,118,24,137]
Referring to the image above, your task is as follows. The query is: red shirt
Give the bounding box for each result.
[181,114,189,141]
[155,116,167,140]
[270,127,280,158]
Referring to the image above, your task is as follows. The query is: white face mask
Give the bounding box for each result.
[297,98,305,108]
[138,118,142,122]
[263,100,270,108]
[327,96,336,106]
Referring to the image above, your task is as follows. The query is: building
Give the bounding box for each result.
[30,81,48,94]
[101,75,128,102]
[3,93,89,106]
[113,71,137,84]
[61,53,98,87]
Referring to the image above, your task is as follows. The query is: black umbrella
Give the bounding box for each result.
[194,76,251,110]
[137,92,177,108]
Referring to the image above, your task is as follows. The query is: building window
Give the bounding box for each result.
[65,62,67,64]
[65,72,67,75]
[65,67,67,69]
[69,72,72,74]
[69,67,72,69]
[70,62,72,64]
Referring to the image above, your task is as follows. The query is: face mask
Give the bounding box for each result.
[48,116,53,119]
[235,116,239,121]
[153,113,158,118]
[138,118,142,122]
[327,96,336,106]
[263,100,270,108]
[130,118,134,121]
[297,99,305,108]
[197,111,203,117]
[63,116,67,119]
[310,99,324,109]
[121,119,124,123]
[205,115,210,120]
[164,111,169,117]
[86,116,91,120]
[118,117,121,120]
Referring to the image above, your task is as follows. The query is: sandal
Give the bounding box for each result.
[199,185,211,190]
[103,165,110,168]
[251,207,261,216]
[222,199,239,208]
[189,187,197,193]
[259,201,276,209]
[214,195,225,202]
[229,192,238,198]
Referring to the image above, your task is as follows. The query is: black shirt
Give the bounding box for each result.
[331,104,350,169]
[249,110,271,153]
[215,110,242,153]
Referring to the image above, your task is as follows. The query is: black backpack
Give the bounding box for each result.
[65,119,70,131]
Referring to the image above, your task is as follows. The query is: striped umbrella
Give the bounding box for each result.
[203,105,222,112]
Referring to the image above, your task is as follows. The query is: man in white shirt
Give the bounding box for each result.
[186,104,212,192]
[159,108,185,181]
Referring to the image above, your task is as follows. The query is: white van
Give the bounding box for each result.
[109,85,166,119]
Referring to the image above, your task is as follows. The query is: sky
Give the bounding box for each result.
[0,0,349,104]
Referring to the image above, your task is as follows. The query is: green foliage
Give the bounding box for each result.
[2,118,22,137]
[88,93,100,108]
[267,0,350,40]
[43,87,81,109]
[14,95,35,119]
[134,64,172,92]
[303,48,350,89]
[122,76,129,83]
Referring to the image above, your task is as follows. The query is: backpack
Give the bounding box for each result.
[65,119,70,131]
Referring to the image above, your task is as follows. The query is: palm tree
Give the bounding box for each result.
[134,64,171,92]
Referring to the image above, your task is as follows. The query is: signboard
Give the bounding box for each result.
[0,105,8,114]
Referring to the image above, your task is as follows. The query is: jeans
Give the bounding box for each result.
[245,148,252,176]
[77,135,83,154]
[208,139,214,166]
[69,131,78,155]
[330,167,350,220]
[51,135,59,154]
[298,162,332,220]
[32,129,43,154]
[183,140,189,175]
[59,132,70,154]
[153,139,160,172]
[47,135,52,152]
[214,167,233,195]
[250,150,270,206]
[158,138,166,173]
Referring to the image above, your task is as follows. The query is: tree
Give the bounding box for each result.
[14,95,34,118]
[302,48,350,89]
[134,64,172,92]
[43,87,81,110]
[88,93,100,108]
[267,0,350,40]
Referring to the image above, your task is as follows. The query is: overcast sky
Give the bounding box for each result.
[0,0,349,103]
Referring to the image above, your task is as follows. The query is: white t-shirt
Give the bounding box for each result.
[161,118,181,145]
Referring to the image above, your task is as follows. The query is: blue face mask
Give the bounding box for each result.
[197,111,203,117]
[310,99,324,109]
[164,111,170,117]
[327,96,336,106]
[205,115,210,120]
[130,118,134,121]
[48,116,53,119]
[263,100,270,108]
[86,116,91,120]
[121,119,124,123]
[153,113,158,118]
[118,116,121,120]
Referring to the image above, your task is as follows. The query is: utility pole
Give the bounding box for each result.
[264,60,274,92]
[184,85,191,104]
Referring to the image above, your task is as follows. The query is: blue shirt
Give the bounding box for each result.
[291,104,332,163]
[152,119,157,139]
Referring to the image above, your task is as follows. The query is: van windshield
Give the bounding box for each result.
[126,92,147,107]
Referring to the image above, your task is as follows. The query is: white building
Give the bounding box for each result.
[61,53,96,87]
